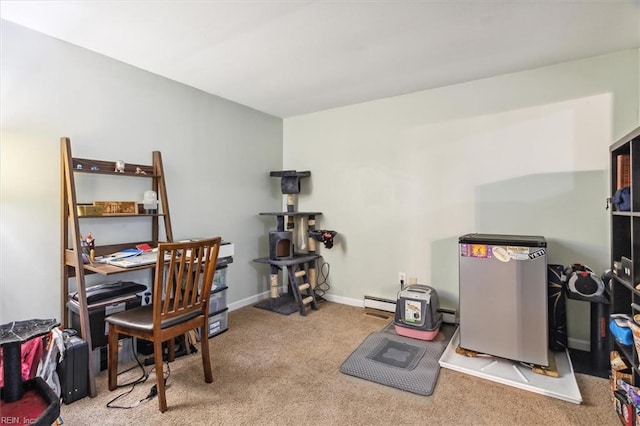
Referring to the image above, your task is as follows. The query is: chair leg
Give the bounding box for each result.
[167,337,175,362]
[107,324,119,391]
[201,319,213,383]
[183,332,190,354]
[154,340,167,413]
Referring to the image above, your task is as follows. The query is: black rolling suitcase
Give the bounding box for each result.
[57,331,89,404]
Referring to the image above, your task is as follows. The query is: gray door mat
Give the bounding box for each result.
[340,323,457,396]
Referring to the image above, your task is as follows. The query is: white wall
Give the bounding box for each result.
[284,50,640,347]
[0,21,283,323]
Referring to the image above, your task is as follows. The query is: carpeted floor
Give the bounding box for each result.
[58,301,618,425]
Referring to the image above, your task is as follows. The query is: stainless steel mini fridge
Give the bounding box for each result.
[458,233,549,366]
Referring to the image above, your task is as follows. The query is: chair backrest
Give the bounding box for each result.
[152,237,221,329]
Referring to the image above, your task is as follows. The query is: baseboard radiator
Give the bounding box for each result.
[363,295,458,324]
[363,296,396,313]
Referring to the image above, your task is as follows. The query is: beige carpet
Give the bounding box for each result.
[59,301,618,425]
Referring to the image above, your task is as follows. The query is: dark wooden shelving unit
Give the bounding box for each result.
[610,126,640,396]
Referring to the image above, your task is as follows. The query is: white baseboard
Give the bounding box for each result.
[322,293,363,307]
[439,309,458,325]
[567,337,590,352]
[227,290,271,312]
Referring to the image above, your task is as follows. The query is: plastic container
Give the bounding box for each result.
[212,267,227,291]
[206,309,228,338]
[196,308,229,341]
[208,287,228,315]
[394,284,442,341]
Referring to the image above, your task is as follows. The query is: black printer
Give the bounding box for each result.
[68,281,146,349]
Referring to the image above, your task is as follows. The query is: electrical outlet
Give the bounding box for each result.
[399,272,406,285]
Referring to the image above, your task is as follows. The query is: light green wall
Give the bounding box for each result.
[2,18,639,349]
[284,50,640,348]
[0,21,283,323]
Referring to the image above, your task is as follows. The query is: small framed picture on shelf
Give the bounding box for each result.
[93,201,137,215]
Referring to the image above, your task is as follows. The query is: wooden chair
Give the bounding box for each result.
[105,237,221,412]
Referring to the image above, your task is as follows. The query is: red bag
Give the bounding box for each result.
[0,336,43,387]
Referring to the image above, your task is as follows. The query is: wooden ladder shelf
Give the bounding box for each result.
[60,137,173,397]
[286,263,319,316]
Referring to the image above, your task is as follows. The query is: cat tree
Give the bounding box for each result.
[253,170,322,316]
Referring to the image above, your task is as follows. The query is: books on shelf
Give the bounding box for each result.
[617,154,631,189]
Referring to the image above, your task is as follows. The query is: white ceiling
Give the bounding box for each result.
[1,1,639,118]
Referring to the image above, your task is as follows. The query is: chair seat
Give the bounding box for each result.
[105,305,202,332]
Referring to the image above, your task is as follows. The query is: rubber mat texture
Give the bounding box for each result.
[340,322,457,395]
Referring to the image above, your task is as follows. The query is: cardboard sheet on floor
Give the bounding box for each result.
[438,328,582,404]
